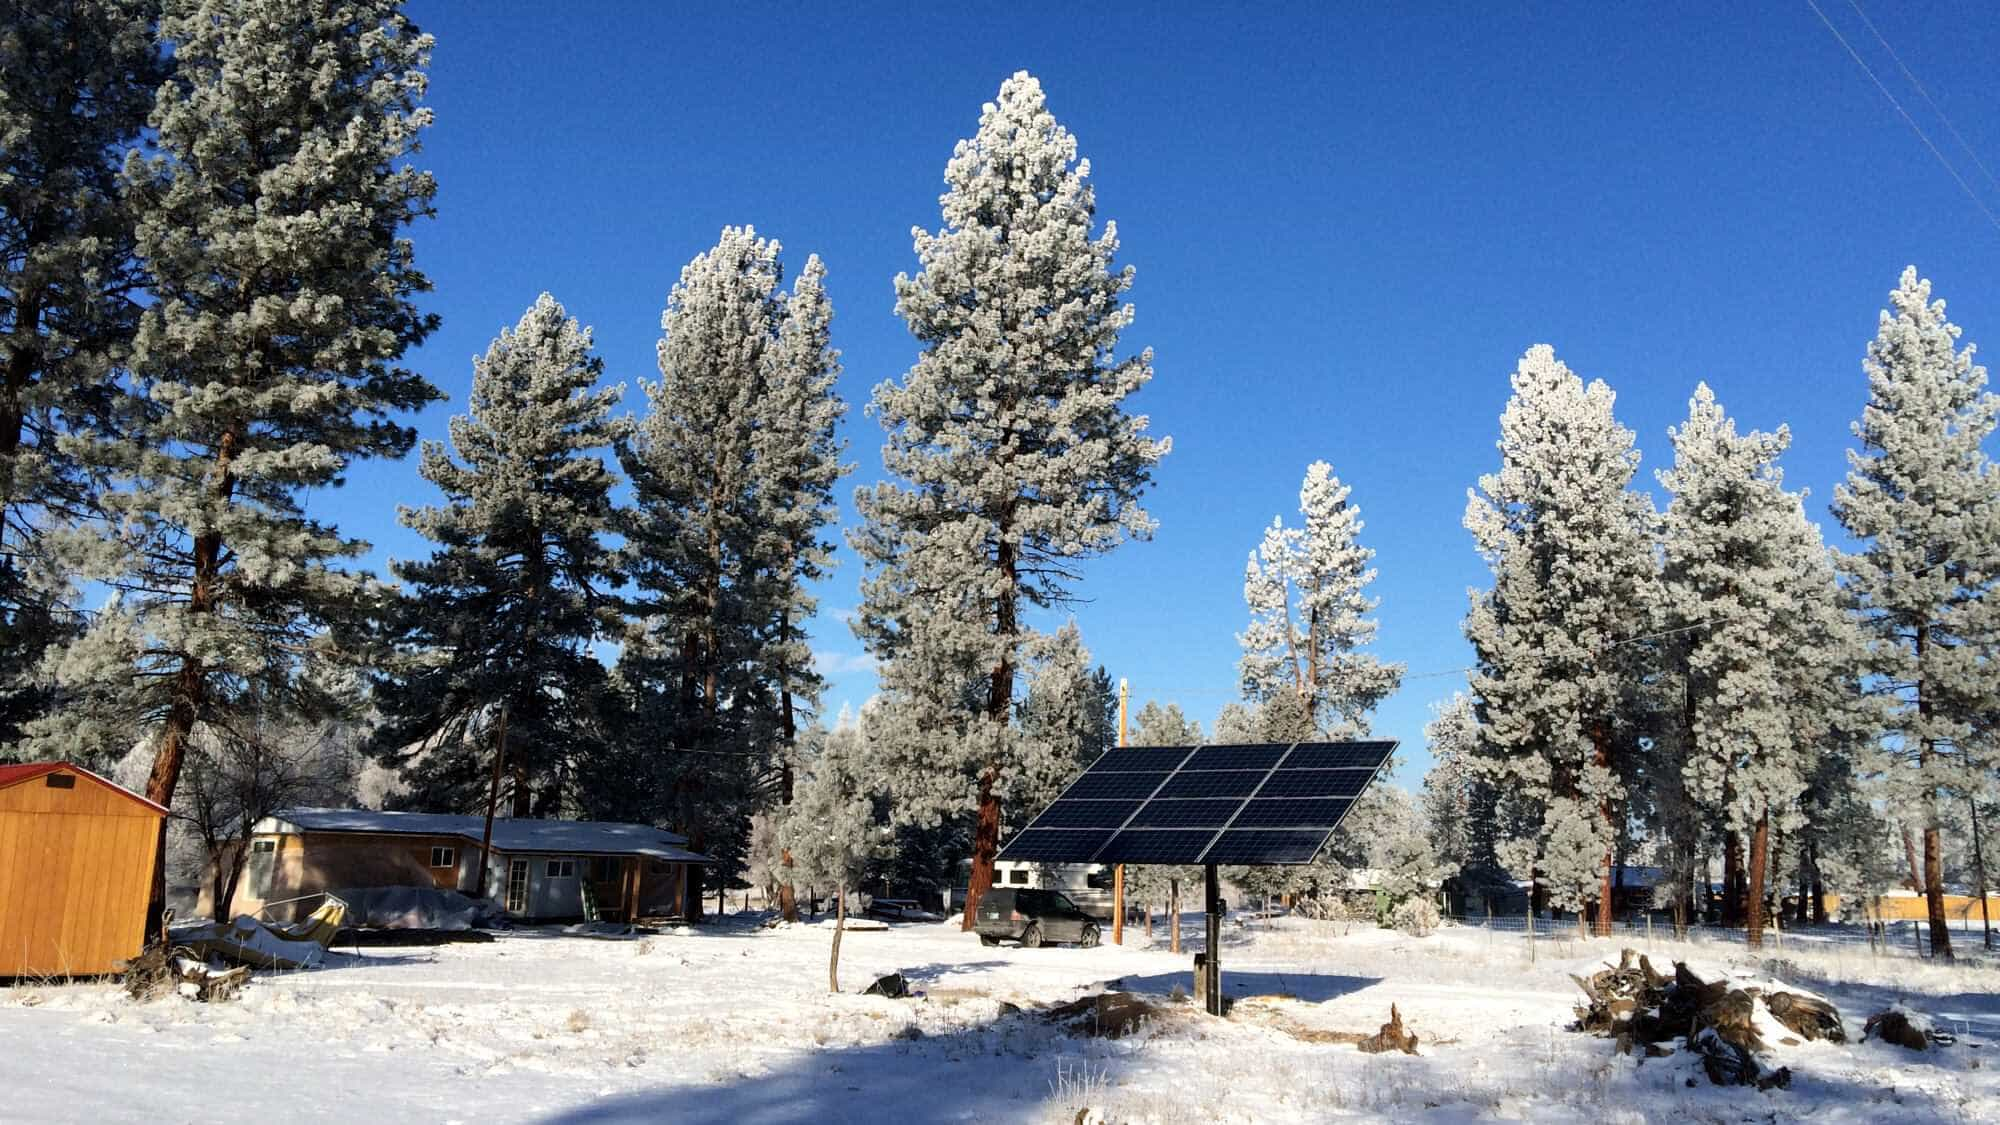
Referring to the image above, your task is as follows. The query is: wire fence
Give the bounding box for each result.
[1437,910,1997,962]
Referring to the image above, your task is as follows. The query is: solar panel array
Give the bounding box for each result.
[995,740,1397,866]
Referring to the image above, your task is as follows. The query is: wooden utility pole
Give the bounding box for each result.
[1113,678,1128,946]
[474,699,511,901]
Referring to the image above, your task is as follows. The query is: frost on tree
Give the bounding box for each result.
[23,0,441,932]
[370,295,627,820]
[1658,383,1871,947]
[1463,345,1656,933]
[0,1,162,748]
[777,723,880,992]
[1832,267,2000,961]
[851,72,1168,928]
[614,227,847,907]
[1239,461,1404,738]
[1420,693,1507,906]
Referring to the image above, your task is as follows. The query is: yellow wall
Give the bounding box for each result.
[0,769,161,977]
[1824,892,2000,923]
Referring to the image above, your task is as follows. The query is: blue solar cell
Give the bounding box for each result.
[1023,799,1142,830]
[1230,798,1353,828]
[1062,771,1171,801]
[1285,743,1396,770]
[1126,798,1241,828]
[997,828,1111,862]
[1091,747,1198,772]
[1157,770,1266,799]
[1252,770,1374,799]
[1096,829,1219,864]
[1200,830,1327,864]
[1183,744,1288,771]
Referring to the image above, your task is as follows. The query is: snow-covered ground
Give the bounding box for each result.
[3,914,1994,1123]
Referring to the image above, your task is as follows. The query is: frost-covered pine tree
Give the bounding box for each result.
[1420,693,1505,907]
[1463,345,1657,933]
[371,295,626,818]
[1011,622,1116,826]
[753,253,848,749]
[620,227,780,757]
[1130,700,1204,747]
[24,0,439,929]
[1832,267,2000,960]
[852,72,1168,926]
[0,1,163,747]
[1660,383,1869,947]
[616,227,844,909]
[1240,462,1404,737]
[778,723,881,992]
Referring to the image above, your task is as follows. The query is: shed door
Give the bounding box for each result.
[505,858,530,914]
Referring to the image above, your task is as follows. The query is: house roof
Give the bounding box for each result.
[258,807,710,863]
[0,761,169,815]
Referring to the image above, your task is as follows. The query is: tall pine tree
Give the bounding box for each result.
[0,1,163,746]
[1463,345,1657,934]
[853,72,1168,926]
[1239,461,1403,737]
[1833,267,2000,960]
[371,294,626,819]
[24,0,439,931]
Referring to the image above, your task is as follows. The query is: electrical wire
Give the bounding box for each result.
[1802,0,2000,237]
[1846,0,2000,195]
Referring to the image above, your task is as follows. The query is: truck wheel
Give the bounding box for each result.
[1079,923,1100,949]
[979,934,999,946]
[1020,924,1043,948]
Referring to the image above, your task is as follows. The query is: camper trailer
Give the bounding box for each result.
[959,860,1116,921]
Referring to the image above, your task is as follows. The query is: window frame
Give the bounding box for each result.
[430,845,456,870]
[545,858,575,878]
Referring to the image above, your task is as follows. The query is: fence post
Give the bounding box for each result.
[1527,907,1535,965]
[1646,913,1653,952]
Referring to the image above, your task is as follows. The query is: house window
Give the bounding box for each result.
[251,839,276,854]
[431,846,456,869]
[43,773,74,789]
[1086,868,1113,890]
[545,859,575,878]
[1008,869,1030,885]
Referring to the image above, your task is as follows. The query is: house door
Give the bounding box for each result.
[505,858,530,914]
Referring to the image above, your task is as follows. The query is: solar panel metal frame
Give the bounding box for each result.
[996,739,1396,866]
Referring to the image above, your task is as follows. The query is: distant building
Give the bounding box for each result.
[202,808,709,924]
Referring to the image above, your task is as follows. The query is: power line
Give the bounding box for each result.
[1802,0,2000,237]
[1845,0,2000,195]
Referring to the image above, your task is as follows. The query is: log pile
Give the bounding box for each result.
[1569,948,1845,1090]
[122,943,251,1003]
[1863,1007,1952,1051]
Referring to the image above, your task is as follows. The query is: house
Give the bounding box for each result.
[0,762,166,977]
[204,808,710,924]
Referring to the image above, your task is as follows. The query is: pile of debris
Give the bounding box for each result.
[1044,991,1170,1039]
[1569,948,1845,1089]
[122,944,251,1004]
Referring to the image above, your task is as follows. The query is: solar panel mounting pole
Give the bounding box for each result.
[1204,862,1222,1016]
[1113,678,1128,946]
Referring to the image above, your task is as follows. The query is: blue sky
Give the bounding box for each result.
[324,3,2000,786]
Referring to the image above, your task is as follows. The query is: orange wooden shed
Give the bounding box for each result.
[0,762,165,978]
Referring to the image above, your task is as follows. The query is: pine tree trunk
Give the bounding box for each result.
[143,427,241,935]
[962,523,1018,932]
[1901,824,1924,893]
[1170,878,1181,954]
[1745,811,1770,950]
[1914,624,1953,960]
[778,641,801,924]
[829,880,845,993]
[1969,790,1993,950]
[1722,832,1743,928]
[1592,724,1614,937]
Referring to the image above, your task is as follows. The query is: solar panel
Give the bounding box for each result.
[1028,799,1144,828]
[996,740,1396,866]
[1091,747,1199,772]
[1097,829,1220,863]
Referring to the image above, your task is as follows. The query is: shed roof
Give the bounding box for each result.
[258,807,710,863]
[0,762,168,815]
